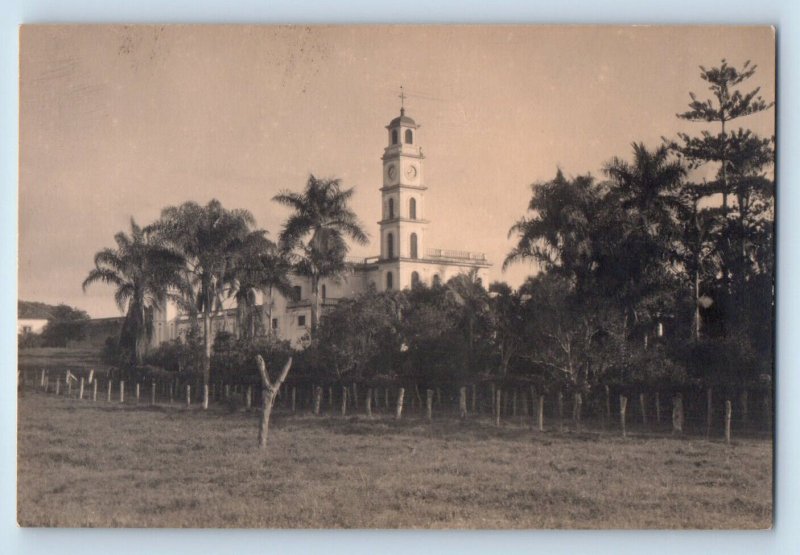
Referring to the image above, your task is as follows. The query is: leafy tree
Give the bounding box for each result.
[312,289,404,383]
[273,175,369,335]
[154,199,259,385]
[40,304,91,348]
[82,219,186,369]
[504,169,607,294]
[670,59,775,331]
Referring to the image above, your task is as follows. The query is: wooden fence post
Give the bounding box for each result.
[246,385,252,410]
[93,379,98,402]
[373,387,379,411]
[725,400,732,444]
[44,375,49,393]
[619,395,628,438]
[655,392,661,425]
[706,387,713,439]
[313,386,322,415]
[291,386,297,413]
[88,369,94,385]
[352,383,359,410]
[185,384,191,407]
[151,381,156,405]
[459,386,467,420]
[471,384,477,414]
[68,375,72,397]
[490,383,496,415]
[55,379,61,396]
[203,384,209,410]
[521,392,528,419]
[40,369,45,388]
[574,392,582,432]
[538,395,545,432]
[557,391,564,432]
[107,380,112,402]
[384,387,389,410]
[740,390,749,424]
[119,381,125,403]
[639,392,647,425]
[426,389,433,422]
[341,386,347,416]
[511,389,518,418]
[672,393,683,434]
[135,383,141,403]
[169,383,174,404]
[365,387,373,417]
[605,385,611,421]
[495,389,502,427]
[396,387,405,420]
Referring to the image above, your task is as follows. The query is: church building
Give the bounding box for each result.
[152,106,490,347]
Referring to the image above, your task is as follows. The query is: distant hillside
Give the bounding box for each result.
[18,300,58,319]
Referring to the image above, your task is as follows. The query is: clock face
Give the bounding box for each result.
[406,165,417,179]
[387,165,397,180]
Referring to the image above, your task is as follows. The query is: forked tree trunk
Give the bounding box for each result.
[256,355,293,449]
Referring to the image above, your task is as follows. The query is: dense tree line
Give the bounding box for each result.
[85,60,773,398]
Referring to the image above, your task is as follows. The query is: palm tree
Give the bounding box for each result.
[82,218,186,372]
[445,269,491,376]
[225,232,293,340]
[273,175,369,335]
[154,199,258,385]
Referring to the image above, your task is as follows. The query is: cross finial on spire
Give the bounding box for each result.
[399,85,406,115]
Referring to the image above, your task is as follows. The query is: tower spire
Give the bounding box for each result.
[399,85,406,115]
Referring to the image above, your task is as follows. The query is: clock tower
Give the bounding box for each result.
[378,103,427,290]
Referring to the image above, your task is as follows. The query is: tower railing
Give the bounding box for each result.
[425,248,487,262]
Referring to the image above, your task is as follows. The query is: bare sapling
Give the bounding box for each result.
[256,354,293,449]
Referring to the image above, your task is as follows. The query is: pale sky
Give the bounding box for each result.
[19,25,775,318]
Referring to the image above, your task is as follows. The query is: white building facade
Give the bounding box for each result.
[152,108,490,348]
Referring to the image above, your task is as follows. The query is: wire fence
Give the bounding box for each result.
[18,366,773,441]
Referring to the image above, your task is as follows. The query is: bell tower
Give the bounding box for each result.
[378,92,427,291]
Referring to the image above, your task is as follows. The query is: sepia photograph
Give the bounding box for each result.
[17,25,775,529]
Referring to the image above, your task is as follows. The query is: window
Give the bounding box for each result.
[405,129,413,144]
[321,284,327,300]
[388,198,394,219]
[386,271,394,290]
[386,232,394,259]
[272,318,279,330]
[292,285,302,302]
[411,271,420,287]
[433,274,441,287]
[298,315,306,327]
[410,233,418,259]
[409,198,417,220]
[391,129,398,145]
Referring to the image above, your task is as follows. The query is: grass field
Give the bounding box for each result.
[18,347,111,370]
[17,391,772,529]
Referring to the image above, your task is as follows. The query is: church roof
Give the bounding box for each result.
[388,108,416,127]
